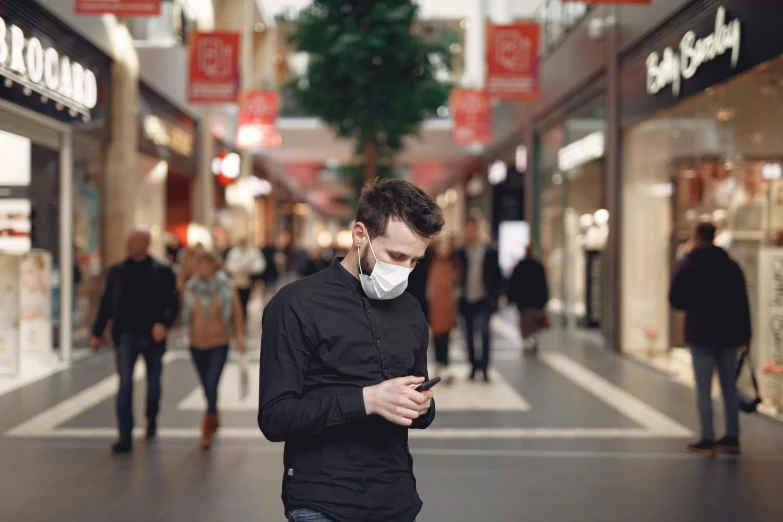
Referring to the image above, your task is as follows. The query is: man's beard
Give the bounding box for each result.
[359,245,375,276]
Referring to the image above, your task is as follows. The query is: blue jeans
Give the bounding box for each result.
[190,345,229,414]
[287,508,415,522]
[464,299,491,372]
[115,333,165,438]
[690,345,741,440]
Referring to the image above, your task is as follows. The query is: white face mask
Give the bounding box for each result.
[358,237,412,300]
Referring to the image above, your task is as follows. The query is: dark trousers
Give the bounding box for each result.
[190,345,229,414]
[433,332,450,366]
[115,333,164,438]
[237,287,252,322]
[690,345,741,440]
[464,299,491,372]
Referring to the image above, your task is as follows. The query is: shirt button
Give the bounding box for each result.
[383,369,389,377]
[375,339,380,344]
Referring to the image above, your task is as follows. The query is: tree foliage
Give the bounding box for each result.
[283,0,455,184]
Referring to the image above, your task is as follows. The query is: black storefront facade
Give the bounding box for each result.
[618,0,783,419]
[0,0,112,363]
[489,0,783,418]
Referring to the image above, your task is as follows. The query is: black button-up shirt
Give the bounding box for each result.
[258,259,434,522]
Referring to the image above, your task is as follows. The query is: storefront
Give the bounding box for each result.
[620,1,783,418]
[536,94,608,333]
[0,0,111,370]
[137,82,198,258]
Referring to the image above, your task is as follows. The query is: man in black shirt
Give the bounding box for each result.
[259,179,445,522]
[91,229,178,454]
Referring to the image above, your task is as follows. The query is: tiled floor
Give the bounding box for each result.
[2,306,783,522]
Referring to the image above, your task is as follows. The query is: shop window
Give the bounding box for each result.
[622,58,783,418]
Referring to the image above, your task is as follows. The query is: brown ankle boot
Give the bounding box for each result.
[211,413,220,433]
[201,414,213,449]
[206,413,219,437]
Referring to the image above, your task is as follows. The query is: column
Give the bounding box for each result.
[193,108,215,232]
[103,23,140,265]
[463,0,486,88]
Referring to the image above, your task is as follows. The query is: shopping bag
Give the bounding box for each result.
[735,350,762,414]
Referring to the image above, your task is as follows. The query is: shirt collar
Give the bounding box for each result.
[331,258,362,293]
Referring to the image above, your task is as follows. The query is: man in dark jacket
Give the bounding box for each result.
[508,244,549,354]
[456,218,502,382]
[91,229,178,454]
[669,222,751,456]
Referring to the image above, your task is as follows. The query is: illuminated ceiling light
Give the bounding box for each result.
[488,160,507,185]
[317,231,332,248]
[762,162,783,180]
[516,145,527,172]
[325,158,340,169]
[579,213,594,230]
[594,209,610,226]
[716,108,735,121]
[466,177,484,197]
[221,153,241,179]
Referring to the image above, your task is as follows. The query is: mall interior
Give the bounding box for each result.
[1,1,783,521]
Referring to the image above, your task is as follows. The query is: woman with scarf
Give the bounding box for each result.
[182,250,246,449]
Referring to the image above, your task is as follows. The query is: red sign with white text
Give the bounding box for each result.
[450,89,492,145]
[236,91,281,149]
[188,32,240,104]
[486,23,539,101]
[75,0,161,16]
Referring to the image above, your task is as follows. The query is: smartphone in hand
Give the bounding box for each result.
[415,376,441,392]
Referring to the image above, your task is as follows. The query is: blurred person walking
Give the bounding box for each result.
[456,218,502,382]
[258,179,444,522]
[225,238,266,322]
[508,244,550,355]
[428,237,458,384]
[181,250,246,449]
[91,229,178,454]
[669,222,752,456]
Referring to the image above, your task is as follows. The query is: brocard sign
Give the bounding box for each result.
[0,16,98,120]
[646,7,740,96]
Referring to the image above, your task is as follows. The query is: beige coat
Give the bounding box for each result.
[189,291,245,351]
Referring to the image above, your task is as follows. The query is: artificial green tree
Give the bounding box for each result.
[283,0,455,186]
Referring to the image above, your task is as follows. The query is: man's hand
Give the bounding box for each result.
[90,336,101,353]
[151,323,167,343]
[363,376,431,426]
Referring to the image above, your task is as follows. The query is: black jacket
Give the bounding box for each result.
[258,260,434,522]
[669,244,751,347]
[508,257,549,309]
[92,257,178,344]
[456,244,503,310]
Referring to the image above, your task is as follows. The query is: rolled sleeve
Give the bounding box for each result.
[410,328,436,429]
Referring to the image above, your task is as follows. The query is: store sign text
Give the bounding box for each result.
[558,131,605,172]
[144,116,194,158]
[0,16,98,119]
[646,7,740,97]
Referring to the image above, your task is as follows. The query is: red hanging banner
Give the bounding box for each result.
[236,90,281,149]
[74,0,161,16]
[486,23,539,101]
[450,89,492,145]
[187,32,240,104]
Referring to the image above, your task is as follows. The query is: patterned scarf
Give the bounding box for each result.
[182,270,233,326]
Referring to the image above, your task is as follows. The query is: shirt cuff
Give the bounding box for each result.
[338,388,368,424]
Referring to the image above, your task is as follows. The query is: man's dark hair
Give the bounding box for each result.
[356,179,445,239]
[695,222,716,243]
